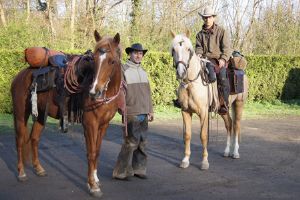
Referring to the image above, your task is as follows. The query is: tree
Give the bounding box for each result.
[0,1,7,28]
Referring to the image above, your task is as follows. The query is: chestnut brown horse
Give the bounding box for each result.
[171,32,248,170]
[82,31,123,197]
[11,31,123,198]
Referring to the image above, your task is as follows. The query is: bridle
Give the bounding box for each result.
[91,46,120,100]
[172,40,194,70]
[172,41,208,86]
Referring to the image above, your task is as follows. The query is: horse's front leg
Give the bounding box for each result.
[199,110,209,170]
[180,111,192,169]
[231,100,244,159]
[221,113,233,157]
[84,122,103,198]
[93,123,109,188]
[31,120,47,176]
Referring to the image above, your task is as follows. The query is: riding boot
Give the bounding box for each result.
[217,67,230,115]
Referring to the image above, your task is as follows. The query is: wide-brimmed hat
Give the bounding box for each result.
[125,43,148,55]
[198,6,217,17]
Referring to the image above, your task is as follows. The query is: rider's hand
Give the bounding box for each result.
[219,59,226,68]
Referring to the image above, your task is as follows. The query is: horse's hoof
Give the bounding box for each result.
[232,154,240,159]
[36,170,47,177]
[201,161,209,170]
[18,174,28,182]
[223,152,230,157]
[90,190,103,198]
[88,183,103,198]
[179,161,190,168]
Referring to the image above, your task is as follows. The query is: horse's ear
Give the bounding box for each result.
[94,30,102,42]
[185,29,191,38]
[170,30,176,38]
[113,33,120,45]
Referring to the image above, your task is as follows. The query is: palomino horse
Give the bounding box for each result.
[170,32,248,170]
[11,31,123,197]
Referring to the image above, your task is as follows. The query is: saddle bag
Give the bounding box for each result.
[228,69,244,94]
[31,67,56,92]
[25,47,64,67]
[229,51,247,70]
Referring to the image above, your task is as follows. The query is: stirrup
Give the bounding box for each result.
[60,115,69,133]
[218,105,228,115]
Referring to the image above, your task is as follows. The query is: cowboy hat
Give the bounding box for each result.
[198,6,217,17]
[125,43,148,55]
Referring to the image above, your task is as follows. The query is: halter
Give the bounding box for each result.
[172,41,209,87]
[172,40,194,70]
[90,46,121,102]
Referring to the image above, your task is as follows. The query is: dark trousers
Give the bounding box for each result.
[217,67,230,106]
[113,115,148,178]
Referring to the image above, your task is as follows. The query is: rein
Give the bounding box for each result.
[178,55,209,87]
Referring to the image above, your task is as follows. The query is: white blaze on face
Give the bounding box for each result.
[176,45,186,78]
[90,53,107,94]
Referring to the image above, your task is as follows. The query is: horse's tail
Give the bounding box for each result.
[209,82,220,113]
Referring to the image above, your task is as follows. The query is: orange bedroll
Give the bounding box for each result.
[24,47,64,67]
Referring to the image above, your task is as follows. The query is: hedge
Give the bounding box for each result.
[0,49,300,113]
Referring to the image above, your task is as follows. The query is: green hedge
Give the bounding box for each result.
[246,55,300,101]
[1,50,300,114]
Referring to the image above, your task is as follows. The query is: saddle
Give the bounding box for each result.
[207,57,245,95]
[28,49,93,132]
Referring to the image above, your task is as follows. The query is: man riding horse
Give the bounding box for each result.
[195,6,231,114]
[174,6,231,115]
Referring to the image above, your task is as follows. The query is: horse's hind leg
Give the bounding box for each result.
[221,113,233,157]
[31,120,47,176]
[231,100,244,159]
[180,111,192,169]
[14,118,30,181]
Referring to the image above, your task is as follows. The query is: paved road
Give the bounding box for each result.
[0,117,300,200]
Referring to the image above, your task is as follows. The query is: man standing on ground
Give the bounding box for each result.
[113,43,154,180]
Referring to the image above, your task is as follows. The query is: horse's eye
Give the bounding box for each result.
[172,48,175,56]
[98,48,106,55]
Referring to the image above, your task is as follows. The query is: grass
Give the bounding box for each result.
[1,100,300,134]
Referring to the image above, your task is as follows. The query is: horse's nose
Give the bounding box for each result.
[176,67,186,79]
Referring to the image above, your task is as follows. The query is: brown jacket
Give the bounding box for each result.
[122,60,153,116]
[195,23,231,62]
